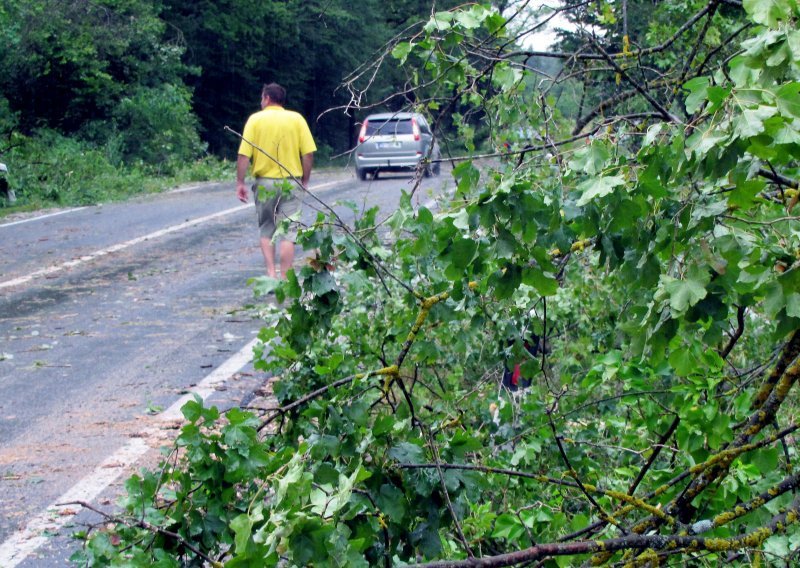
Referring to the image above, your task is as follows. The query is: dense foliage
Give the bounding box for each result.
[76,0,800,566]
[0,0,456,208]
[157,0,462,155]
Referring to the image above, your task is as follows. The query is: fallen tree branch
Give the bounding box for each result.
[59,500,222,567]
[411,492,800,567]
[586,35,681,125]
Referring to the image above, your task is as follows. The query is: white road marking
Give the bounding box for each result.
[0,180,350,292]
[0,207,87,229]
[0,174,389,565]
[169,178,345,195]
[307,179,344,192]
[158,337,260,422]
[0,337,260,568]
[167,183,204,194]
[0,204,249,291]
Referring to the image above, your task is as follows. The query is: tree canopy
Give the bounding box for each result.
[61,0,800,566]
[0,0,462,163]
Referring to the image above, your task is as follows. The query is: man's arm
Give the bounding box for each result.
[301,152,314,188]
[236,154,251,202]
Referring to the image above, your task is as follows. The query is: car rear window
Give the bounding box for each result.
[366,119,413,136]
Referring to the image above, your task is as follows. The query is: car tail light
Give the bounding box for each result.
[358,121,368,143]
[412,118,421,141]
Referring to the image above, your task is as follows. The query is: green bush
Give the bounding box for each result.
[0,129,225,212]
[112,84,206,169]
[0,96,18,137]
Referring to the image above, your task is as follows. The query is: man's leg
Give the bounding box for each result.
[278,240,295,279]
[260,237,277,278]
[253,180,280,277]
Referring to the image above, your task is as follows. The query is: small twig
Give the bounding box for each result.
[720,305,746,359]
[59,500,220,567]
[424,427,474,558]
[586,35,681,125]
[546,401,624,533]
[628,416,680,496]
[723,214,800,226]
[258,373,372,432]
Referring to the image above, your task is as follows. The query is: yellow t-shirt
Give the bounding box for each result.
[238,106,317,178]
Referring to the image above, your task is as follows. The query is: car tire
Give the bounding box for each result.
[432,162,441,176]
[357,168,368,181]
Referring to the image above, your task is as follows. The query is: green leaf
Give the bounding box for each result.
[752,447,779,474]
[492,513,524,540]
[447,238,478,271]
[231,506,263,554]
[522,267,559,296]
[494,264,522,299]
[391,42,414,63]
[412,521,442,558]
[662,275,708,314]
[776,83,800,118]
[455,6,486,29]
[576,176,626,206]
[570,513,589,532]
[376,484,407,520]
[493,63,520,90]
[250,275,281,297]
[642,123,665,147]
[568,141,610,175]
[733,106,778,139]
[180,395,203,423]
[786,293,800,318]
[424,11,453,32]
[452,160,480,194]
[389,442,425,464]
[788,30,800,60]
[727,179,766,208]
[309,270,338,296]
[450,209,470,230]
[684,76,710,114]
[743,0,793,27]
[686,129,728,158]
[669,346,697,376]
[706,86,731,113]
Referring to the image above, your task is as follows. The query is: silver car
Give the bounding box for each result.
[355,112,440,180]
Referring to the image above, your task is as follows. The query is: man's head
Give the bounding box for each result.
[261,83,286,108]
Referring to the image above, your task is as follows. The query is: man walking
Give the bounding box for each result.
[236,83,316,278]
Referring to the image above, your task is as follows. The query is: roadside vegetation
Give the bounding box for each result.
[0,130,230,216]
[0,0,457,213]
[58,0,800,567]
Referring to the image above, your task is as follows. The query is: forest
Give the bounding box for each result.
[5,0,800,566]
[0,0,462,207]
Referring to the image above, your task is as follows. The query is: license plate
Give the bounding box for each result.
[376,142,401,149]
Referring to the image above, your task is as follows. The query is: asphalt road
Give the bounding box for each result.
[0,167,451,566]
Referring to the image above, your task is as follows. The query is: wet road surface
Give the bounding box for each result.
[0,168,451,566]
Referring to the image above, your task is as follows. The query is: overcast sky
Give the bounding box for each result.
[511,1,576,51]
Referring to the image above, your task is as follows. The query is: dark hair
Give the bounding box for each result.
[261,83,286,105]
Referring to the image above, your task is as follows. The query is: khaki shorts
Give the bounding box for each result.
[252,178,303,240]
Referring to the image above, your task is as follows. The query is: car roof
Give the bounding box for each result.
[365,112,418,121]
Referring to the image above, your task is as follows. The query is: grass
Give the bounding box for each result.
[0,128,232,218]
[0,132,351,220]
[0,156,231,219]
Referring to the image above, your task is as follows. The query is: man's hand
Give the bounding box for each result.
[301,152,314,191]
[236,153,251,202]
[236,181,249,203]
